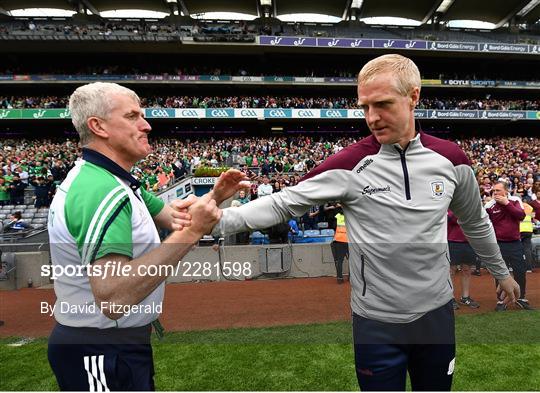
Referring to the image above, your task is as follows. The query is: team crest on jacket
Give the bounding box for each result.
[430,181,445,197]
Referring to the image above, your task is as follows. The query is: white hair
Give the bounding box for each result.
[69,82,140,145]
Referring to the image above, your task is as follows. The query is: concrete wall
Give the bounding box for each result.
[15,251,51,289]
[166,243,349,283]
[0,244,349,290]
[0,251,50,290]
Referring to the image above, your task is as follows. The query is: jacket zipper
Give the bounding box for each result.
[445,252,453,289]
[361,255,367,296]
[396,146,411,200]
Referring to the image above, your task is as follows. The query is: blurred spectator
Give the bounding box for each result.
[257,177,273,198]
[4,211,30,231]
[331,209,348,284]
[235,190,250,205]
[302,205,320,230]
[486,182,531,311]
[30,176,50,209]
[520,198,535,272]
[8,175,25,205]
[0,177,9,206]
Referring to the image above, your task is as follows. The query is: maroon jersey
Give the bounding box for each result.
[485,197,525,241]
[447,210,467,242]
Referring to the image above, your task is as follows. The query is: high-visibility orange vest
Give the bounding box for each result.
[334,213,348,243]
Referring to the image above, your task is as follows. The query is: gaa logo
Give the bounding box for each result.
[240,109,258,117]
[269,109,287,117]
[298,110,314,117]
[323,110,343,118]
[150,109,172,118]
[180,110,199,117]
[210,109,231,117]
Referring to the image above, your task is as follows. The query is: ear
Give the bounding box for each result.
[409,87,420,109]
[87,116,109,139]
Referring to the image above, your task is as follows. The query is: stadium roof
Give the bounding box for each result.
[0,0,539,25]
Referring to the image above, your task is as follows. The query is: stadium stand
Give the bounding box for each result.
[0,0,539,247]
[0,0,539,385]
[1,17,539,45]
[2,95,540,110]
[2,135,539,244]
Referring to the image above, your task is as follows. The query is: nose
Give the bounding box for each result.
[140,117,151,133]
[364,106,381,126]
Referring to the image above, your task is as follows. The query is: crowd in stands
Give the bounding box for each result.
[0,134,539,241]
[417,98,540,111]
[2,95,540,111]
[2,63,540,81]
[1,19,259,37]
[1,136,538,215]
[460,137,540,203]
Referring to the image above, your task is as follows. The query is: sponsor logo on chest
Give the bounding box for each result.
[361,185,391,195]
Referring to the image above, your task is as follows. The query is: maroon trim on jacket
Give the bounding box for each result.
[486,199,526,242]
[301,135,381,182]
[447,210,468,242]
[420,132,470,167]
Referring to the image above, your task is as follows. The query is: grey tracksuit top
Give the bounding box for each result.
[214,132,510,323]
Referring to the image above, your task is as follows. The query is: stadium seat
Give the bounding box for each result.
[250,231,269,245]
[32,218,47,224]
[304,230,320,237]
[317,222,329,229]
[320,229,335,237]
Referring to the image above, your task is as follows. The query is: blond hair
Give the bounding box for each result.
[358,54,421,97]
[69,82,140,145]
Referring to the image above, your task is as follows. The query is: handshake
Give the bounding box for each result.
[166,169,250,242]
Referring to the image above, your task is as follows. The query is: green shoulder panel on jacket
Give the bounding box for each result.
[140,187,165,217]
[64,162,133,265]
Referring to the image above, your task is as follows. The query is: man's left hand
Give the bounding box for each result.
[211,169,250,205]
[497,276,520,305]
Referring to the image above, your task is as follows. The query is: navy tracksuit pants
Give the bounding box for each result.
[495,240,527,299]
[48,323,155,391]
[353,300,455,391]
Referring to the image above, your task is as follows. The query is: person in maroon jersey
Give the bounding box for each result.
[485,181,533,311]
[447,211,480,310]
[529,189,540,219]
